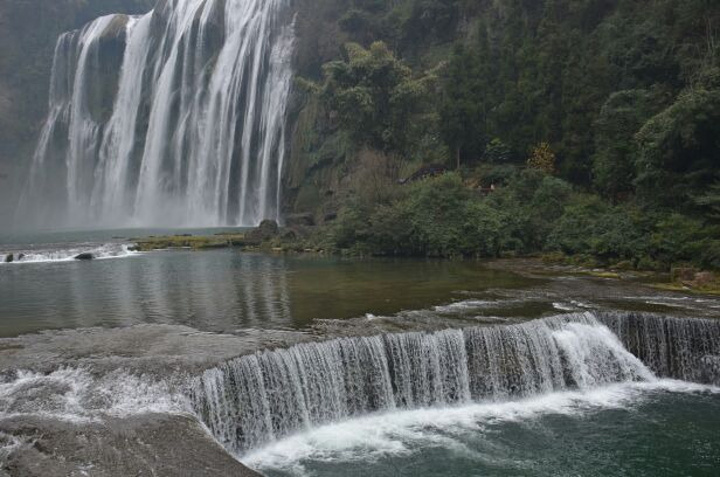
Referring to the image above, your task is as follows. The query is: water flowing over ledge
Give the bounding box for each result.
[188,311,720,455]
[242,379,718,473]
[1,243,138,264]
[0,311,718,474]
[19,0,295,229]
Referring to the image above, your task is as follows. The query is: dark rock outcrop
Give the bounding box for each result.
[74,253,94,261]
[258,219,279,238]
[87,14,129,124]
[246,220,280,244]
[4,253,13,263]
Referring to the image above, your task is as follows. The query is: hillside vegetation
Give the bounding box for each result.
[286,0,720,270]
[2,0,718,272]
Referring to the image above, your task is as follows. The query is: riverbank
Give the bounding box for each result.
[128,221,720,297]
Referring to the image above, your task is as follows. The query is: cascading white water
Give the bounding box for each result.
[191,312,717,455]
[0,311,717,466]
[599,312,720,384]
[19,0,295,228]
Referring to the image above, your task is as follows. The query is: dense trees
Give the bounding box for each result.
[329,169,720,270]
[635,88,720,209]
[591,89,665,200]
[314,41,437,154]
[292,0,720,270]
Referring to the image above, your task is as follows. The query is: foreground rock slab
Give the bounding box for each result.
[1,414,262,477]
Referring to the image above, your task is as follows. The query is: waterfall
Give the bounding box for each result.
[598,312,720,384]
[19,0,295,229]
[190,312,720,454]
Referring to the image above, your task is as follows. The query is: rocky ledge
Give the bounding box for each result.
[130,219,322,254]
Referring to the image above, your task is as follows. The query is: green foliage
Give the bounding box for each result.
[649,214,720,270]
[486,170,573,252]
[693,182,720,221]
[403,0,459,44]
[333,173,512,257]
[290,0,720,269]
[439,42,490,165]
[635,87,720,208]
[317,41,437,155]
[547,201,720,270]
[547,198,651,265]
[475,163,517,188]
[333,170,573,258]
[399,173,475,256]
[484,138,512,164]
[328,166,720,270]
[592,89,667,200]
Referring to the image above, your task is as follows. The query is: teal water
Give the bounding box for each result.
[247,384,720,477]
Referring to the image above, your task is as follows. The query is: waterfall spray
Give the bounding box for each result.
[20,0,295,229]
[190,312,720,454]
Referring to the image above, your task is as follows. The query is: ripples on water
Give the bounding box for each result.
[3,230,720,338]
[2,231,720,476]
[0,239,536,336]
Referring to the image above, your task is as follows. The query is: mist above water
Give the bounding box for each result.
[19,0,295,230]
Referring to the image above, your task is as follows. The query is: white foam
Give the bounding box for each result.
[553,323,656,386]
[244,380,719,472]
[0,432,23,460]
[552,300,594,312]
[0,368,186,423]
[625,295,720,305]
[433,300,495,313]
[1,243,140,265]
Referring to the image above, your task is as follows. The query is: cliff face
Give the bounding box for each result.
[0,0,486,227]
[0,0,153,223]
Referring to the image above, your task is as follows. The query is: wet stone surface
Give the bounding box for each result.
[1,257,719,476]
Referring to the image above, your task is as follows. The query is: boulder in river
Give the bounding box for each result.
[74,253,94,261]
[246,220,280,244]
[4,254,13,263]
[258,219,279,238]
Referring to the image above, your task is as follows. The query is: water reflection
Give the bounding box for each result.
[0,249,530,337]
[0,250,294,336]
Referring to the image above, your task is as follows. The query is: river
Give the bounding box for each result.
[1,230,719,476]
